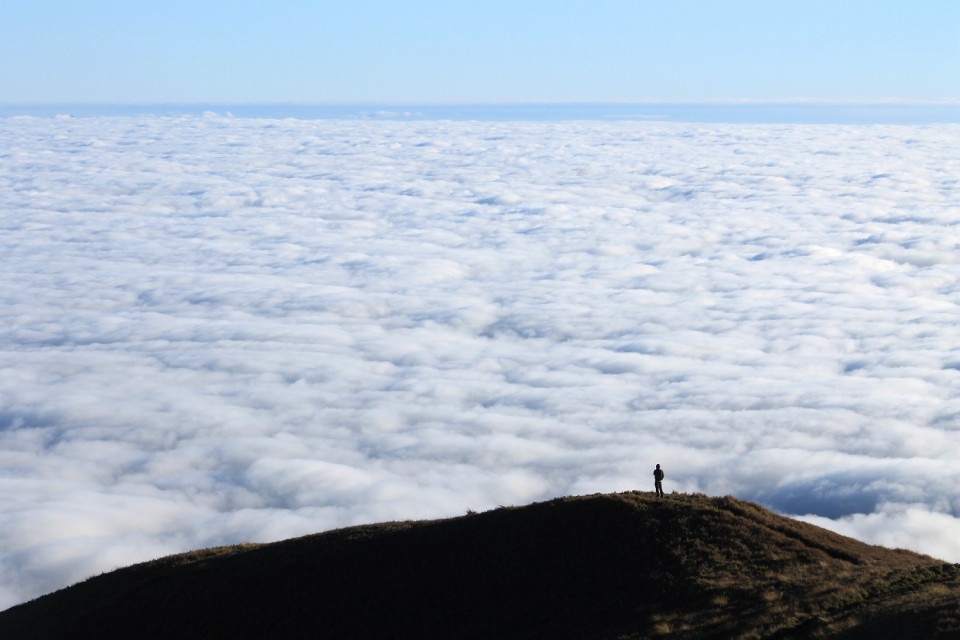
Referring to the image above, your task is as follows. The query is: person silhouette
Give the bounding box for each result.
[653,464,664,498]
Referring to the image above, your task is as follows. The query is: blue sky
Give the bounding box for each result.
[1,1,958,104]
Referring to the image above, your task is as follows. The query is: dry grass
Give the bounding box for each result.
[0,491,957,639]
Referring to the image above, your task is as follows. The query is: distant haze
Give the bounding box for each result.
[0,114,958,609]
[3,102,959,124]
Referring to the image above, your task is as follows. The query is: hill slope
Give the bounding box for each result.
[0,492,957,639]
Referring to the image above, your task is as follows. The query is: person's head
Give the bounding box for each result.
[656,464,660,469]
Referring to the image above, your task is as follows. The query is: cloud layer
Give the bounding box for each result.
[1,115,958,608]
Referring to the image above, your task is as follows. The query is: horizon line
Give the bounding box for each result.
[3,98,960,108]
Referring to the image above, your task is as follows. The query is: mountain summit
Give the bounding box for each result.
[1,492,957,639]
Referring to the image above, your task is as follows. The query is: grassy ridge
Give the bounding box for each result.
[0,492,957,639]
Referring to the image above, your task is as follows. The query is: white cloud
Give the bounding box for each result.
[797,503,960,564]
[0,115,958,609]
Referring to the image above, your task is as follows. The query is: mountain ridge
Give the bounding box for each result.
[1,491,957,639]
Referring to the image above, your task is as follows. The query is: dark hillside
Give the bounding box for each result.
[0,492,957,639]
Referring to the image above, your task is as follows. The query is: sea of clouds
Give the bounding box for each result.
[1,114,958,608]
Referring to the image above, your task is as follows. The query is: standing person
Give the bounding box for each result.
[653,464,664,498]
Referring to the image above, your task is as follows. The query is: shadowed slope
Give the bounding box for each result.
[0,492,957,639]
